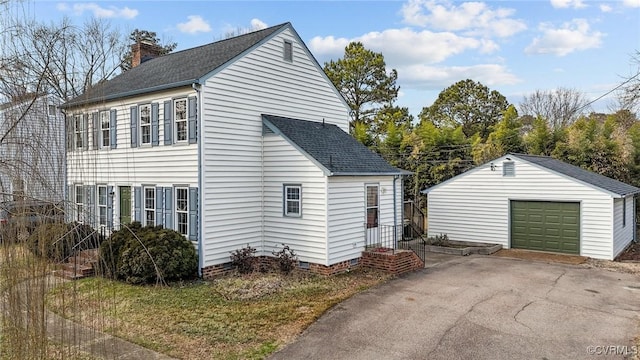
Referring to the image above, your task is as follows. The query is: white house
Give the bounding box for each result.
[0,93,65,203]
[423,153,639,260]
[62,23,407,277]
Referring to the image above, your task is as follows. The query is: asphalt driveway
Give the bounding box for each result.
[270,255,640,360]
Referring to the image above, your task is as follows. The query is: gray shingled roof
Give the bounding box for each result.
[263,115,409,176]
[63,23,288,108]
[513,153,640,196]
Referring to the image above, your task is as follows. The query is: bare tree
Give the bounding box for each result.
[612,51,640,114]
[519,88,590,129]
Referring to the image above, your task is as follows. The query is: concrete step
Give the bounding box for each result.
[60,262,94,277]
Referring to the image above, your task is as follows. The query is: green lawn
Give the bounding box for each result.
[47,270,392,360]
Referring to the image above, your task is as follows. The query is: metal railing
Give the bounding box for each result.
[364,224,427,264]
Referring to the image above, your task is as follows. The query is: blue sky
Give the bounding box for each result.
[27,0,640,118]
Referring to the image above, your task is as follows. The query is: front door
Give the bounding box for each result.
[119,186,131,227]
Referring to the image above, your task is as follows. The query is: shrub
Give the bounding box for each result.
[98,222,198,285]
[272,244,298,274]
[427,233,449,246]
[230,245,257,274]
[28,222,102,262]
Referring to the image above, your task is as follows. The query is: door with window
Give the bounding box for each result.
[366,184,379,245]
[119,186,131,227]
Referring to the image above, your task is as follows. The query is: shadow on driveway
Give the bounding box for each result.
[270,255,640,360]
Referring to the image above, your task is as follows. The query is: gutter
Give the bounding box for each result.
[192,82,204,277]
[62,80,197,109]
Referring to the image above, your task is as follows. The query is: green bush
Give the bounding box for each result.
[98,222,198,284]
[28,222,102,262]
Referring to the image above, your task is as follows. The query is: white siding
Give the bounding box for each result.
[0,95,65,202]
[66,88,199,230]
[327,176,401,264]
[263,135,327,264]
[427,157,614,259]
[200,27,350,267]
[612,196,634,258]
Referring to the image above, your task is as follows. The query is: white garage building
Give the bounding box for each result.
[423,154,639,260]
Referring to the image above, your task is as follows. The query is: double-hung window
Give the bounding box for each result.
[174,99,188,142]
[139,104,151,145]
[74,115,84,149]
[75,185,84,223]
[366,185,379,228]
[284,184,301,217]
[100,111,110,148]
[144,187,155,227]
[97,185,107,227]
[175,187,188,236]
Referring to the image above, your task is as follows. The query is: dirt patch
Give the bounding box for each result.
[616,241,640,261]
[492,249,587,265]
[583,258,640,275]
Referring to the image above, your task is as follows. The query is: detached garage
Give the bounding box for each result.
[423,154,640,260]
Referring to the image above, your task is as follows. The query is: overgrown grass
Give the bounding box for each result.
[48,270,392,359]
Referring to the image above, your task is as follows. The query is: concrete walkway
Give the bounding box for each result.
[270,255,640,360]
[5,275,174,359]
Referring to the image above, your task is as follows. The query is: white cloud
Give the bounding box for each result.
[400,0,526,38]
[58,3,138,19]
[177,16,212,34]
[623,0,640,7]
[550,0,587,9]
[250,18,267,30]
[599,4,613,12]
[399,63,521,89]
[525,19,604,56]
[310,28,498,67]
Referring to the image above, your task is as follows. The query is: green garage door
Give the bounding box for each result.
[510,201,580,255]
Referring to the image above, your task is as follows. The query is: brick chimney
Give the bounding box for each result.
[131,40,162,68]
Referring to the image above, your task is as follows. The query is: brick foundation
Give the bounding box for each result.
[200,256,361,279]
[360,249,424,275]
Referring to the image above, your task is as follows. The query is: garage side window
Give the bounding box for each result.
[284,184,301,217]
[503,162,515,177]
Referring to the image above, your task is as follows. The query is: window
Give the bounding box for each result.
[97,185,107,227]
[144,187,155,227]
[283,40,293,62]
[100,111,110,148]
[48,104,56,116]
[174,99,188,142]
[366,185,378,228]
[139,104,151,145]
[75,185,84,222]
[12,178,25,201]
[175,187,188,236]
[623,197,627,227]
[284,184,301,217]
[74,115,84,149]
[503,161,515,177]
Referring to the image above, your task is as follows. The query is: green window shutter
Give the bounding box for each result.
[188,96,197,144]
[130,106,138,148]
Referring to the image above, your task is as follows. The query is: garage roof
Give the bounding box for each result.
[512,153,640,197]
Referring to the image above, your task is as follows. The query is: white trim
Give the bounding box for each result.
[99,110,110,149]
[139,103,152,145]
[143,186,155,227]
[174,98,188,143]
[283,184,302,217]
[175,186,189,236]
[97,185,108,228]
[365,183,379,228]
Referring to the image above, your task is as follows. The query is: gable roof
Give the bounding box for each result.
[262,115,409,176]
[63,23,289,108]
[511,153,640,197]
[422,153,640,197]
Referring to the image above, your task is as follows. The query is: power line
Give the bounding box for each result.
[576,71,640,113]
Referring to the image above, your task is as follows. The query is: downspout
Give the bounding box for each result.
[634,195,637,243]
[192,82,203,277]
[393,175,398,248]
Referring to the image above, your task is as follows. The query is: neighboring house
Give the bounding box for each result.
[62,23,407,277]
[0,93,65,203]
[423,153,639,260]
